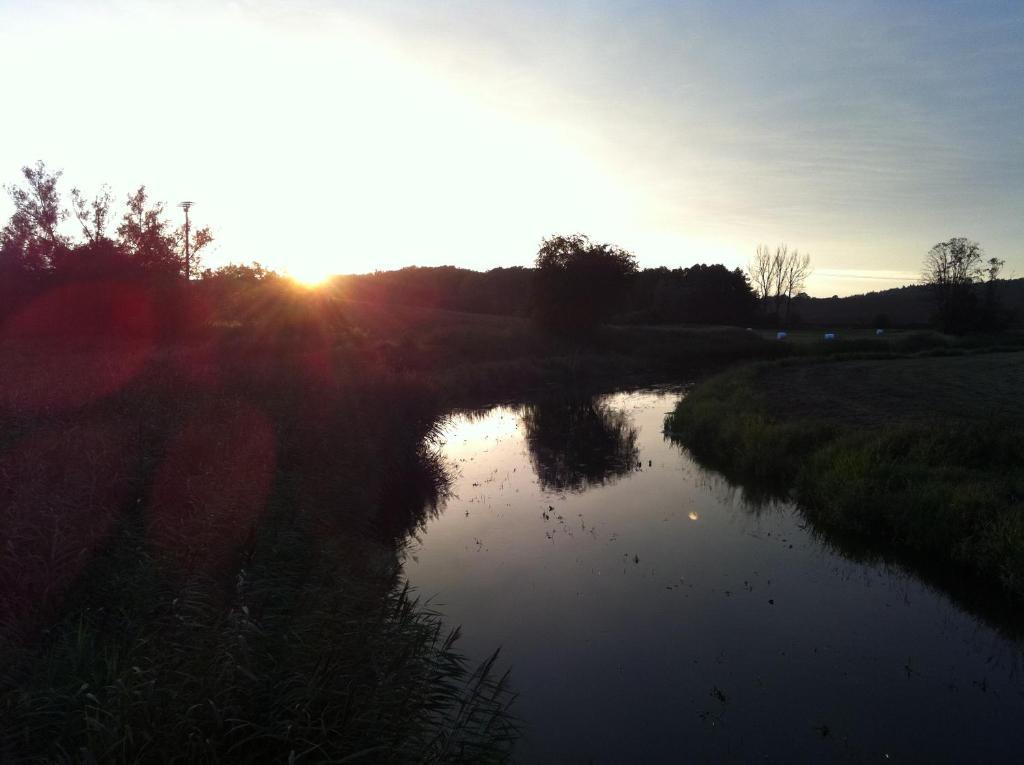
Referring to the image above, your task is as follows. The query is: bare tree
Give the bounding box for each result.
[769,244,789,321]
[748,244,777,315]
[748,243,812,325]
[780,248,812,325]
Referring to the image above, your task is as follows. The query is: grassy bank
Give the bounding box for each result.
[665,351,1024,599]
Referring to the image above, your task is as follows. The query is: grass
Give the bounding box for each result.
[753,326,1024,355]
[665,351,1024,600]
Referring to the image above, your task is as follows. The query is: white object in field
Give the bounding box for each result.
[776,331,787,340]
[876,328,885,335]
[746,327,753,331]
[824,332,836,341]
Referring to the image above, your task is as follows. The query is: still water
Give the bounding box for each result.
[402,390,1024,763]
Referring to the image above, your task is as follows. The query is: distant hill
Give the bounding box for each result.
[791,279,1024,328]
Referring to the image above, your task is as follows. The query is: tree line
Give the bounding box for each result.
[1,162,1010,336]
[337,236,761,330]
[0,161,212,283]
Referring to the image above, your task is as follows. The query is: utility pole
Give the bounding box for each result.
[179,201,193,279]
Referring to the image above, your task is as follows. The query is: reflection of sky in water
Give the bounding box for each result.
[405,391,1024,764]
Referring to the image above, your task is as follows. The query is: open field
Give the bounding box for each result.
[752,327,904,343]
[761,351,1024,426]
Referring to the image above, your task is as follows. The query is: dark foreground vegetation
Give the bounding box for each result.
[0,315,520,761]
[666,350,1024,600]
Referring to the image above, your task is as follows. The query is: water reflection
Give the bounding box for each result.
[521,396,638,492]
[406,390,1024,764]
[672,440,1024,643]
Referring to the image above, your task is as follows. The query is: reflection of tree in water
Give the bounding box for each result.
[522,396,639,492]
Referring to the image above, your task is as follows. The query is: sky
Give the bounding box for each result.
[0,0,1021,295]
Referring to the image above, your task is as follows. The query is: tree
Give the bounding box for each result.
[982,255,1008,329]
[779,247,812,325]
[748,245,777,316]
[201,262,274,282]
[921,237,985,332]
[0,161,69,272]
[670,264,756,324]
[70,184,114,244]
[533,233,638,334]
[116,186,181,276]
[747,244,812,326]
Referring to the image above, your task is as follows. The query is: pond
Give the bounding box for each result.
[402,390,1024,763]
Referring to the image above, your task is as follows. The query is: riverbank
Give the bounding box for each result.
[665,350,1024,599]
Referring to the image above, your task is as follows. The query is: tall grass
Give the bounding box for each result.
[2,514,517,763]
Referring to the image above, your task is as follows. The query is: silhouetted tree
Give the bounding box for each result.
[116,186,182,277]
[0,161,69,273]
[780,248,811,324]
[676,264,757,324]
[747,244,811,326]
[922,237,987,332]
[201,262,275,282]
[980,256,1012,329]
[621,264,756,324]
[533,233,637,334]
[70,185,113,244]
[748,245,776,317]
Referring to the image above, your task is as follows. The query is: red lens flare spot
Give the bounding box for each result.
[0,281,155,415]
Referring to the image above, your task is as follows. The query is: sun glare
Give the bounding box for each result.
[287,267,332,289]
